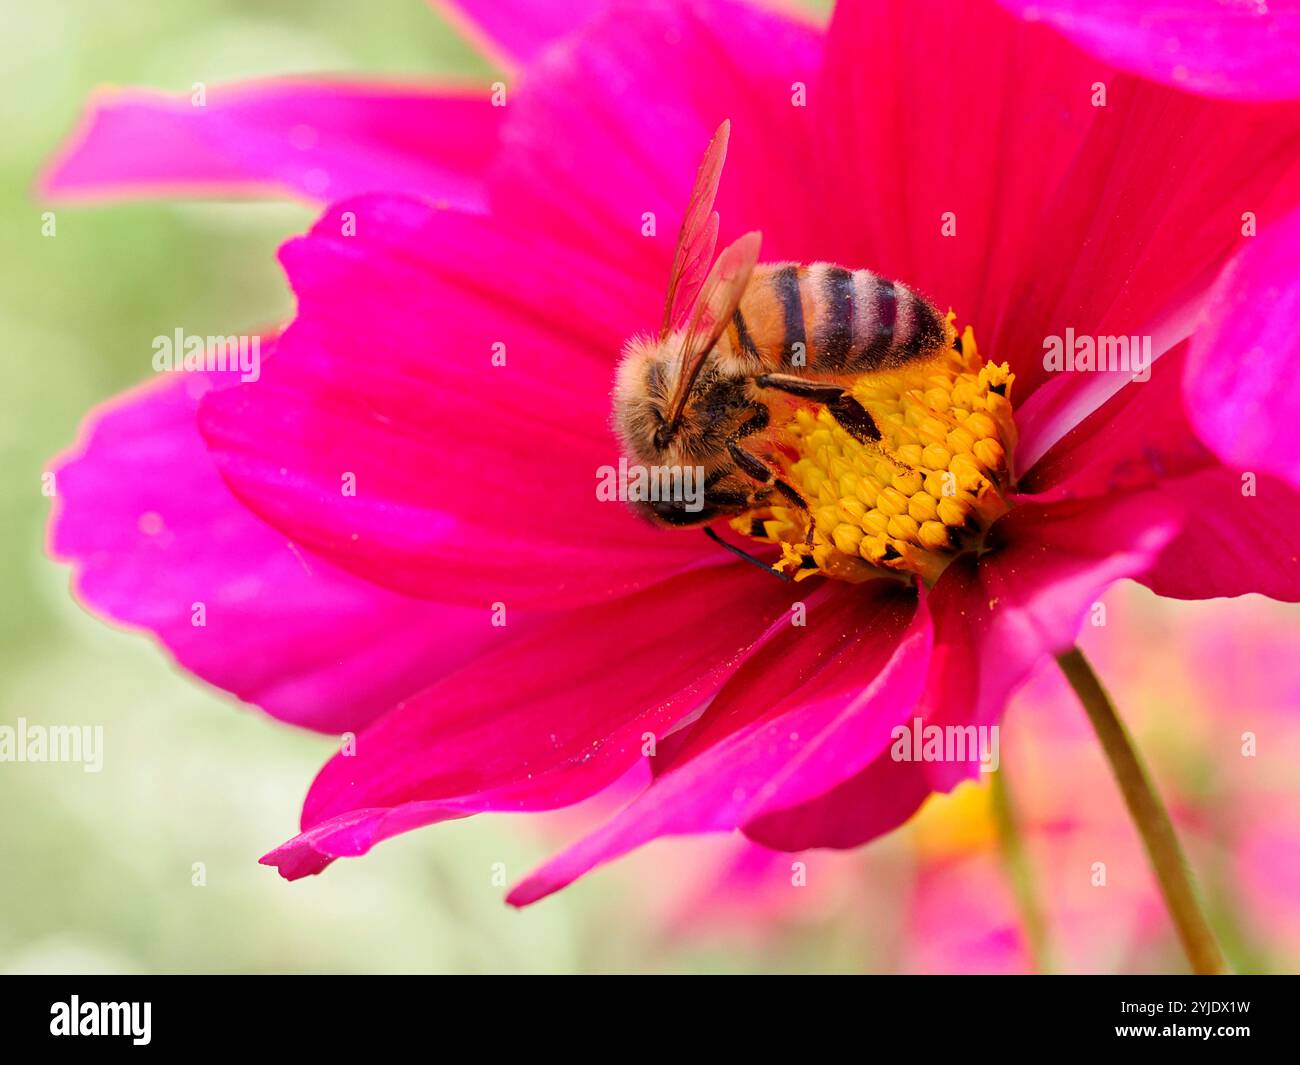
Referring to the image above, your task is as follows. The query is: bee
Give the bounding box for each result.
[612,120,950,569]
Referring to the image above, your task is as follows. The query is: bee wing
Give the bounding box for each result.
[659,120,730,341]
[665,230,762,430]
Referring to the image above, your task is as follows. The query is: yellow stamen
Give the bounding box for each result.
[733,316,1017,585]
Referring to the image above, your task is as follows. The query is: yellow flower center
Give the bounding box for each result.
[733,316,1017,585]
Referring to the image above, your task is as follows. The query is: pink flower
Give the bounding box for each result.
[44,0,1300,906]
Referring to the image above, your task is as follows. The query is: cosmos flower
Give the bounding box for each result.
[44,0,1300,918]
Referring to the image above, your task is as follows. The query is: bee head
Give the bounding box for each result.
[613,334,750,465]
[612,334,684,466]
[611,335,758,528]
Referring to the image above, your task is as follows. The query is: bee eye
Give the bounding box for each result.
[652,424,673,451]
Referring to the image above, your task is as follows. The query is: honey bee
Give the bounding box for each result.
[612,120,950,567]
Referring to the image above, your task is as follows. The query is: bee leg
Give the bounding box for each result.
[728,441,808,511]
[753,373,846,403]
[728,441,817,549]
[754,373,908,471]
[754,373,881,445]
[702,527,792,582]
[697,476,792,581]
[733,403,770,438]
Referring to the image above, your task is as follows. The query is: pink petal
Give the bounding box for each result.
[741,491,1180,851]
[918,493,1179,790]
[1015,355,1171,478]
[431,0,609,71]
[506,583,931,905]
[261,563,804,878]
[743,478,1196,853]
[198,195,707,607]
[48,366,495,734]
[1027,344,1300,602]
[1023,342,1211,494]
[488,0,823,282]
[41,79,500,208]
[998,0,1300,102]
[742,752,934,850]
[996,80,1300,408]
[1137,466,1300,602]
[1184,206,1300,494]
[816,0,1099,331]
[817,0,1300,420]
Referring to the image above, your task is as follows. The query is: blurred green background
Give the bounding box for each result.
[3,1,1298,975]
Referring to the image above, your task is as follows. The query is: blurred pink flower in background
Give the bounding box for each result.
[42,0,1300,919]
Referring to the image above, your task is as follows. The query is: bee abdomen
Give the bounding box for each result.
[734,263,947,374]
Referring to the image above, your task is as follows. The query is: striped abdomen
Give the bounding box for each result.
[727,263,948,375]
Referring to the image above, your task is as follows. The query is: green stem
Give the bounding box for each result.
[990,768,1052,973]
[1057,646,1229,975]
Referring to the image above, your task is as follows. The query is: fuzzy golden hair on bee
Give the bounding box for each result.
[616,331,762,466]
[612,333,679,466]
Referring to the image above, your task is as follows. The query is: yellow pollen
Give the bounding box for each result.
[733,316,1017,585]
